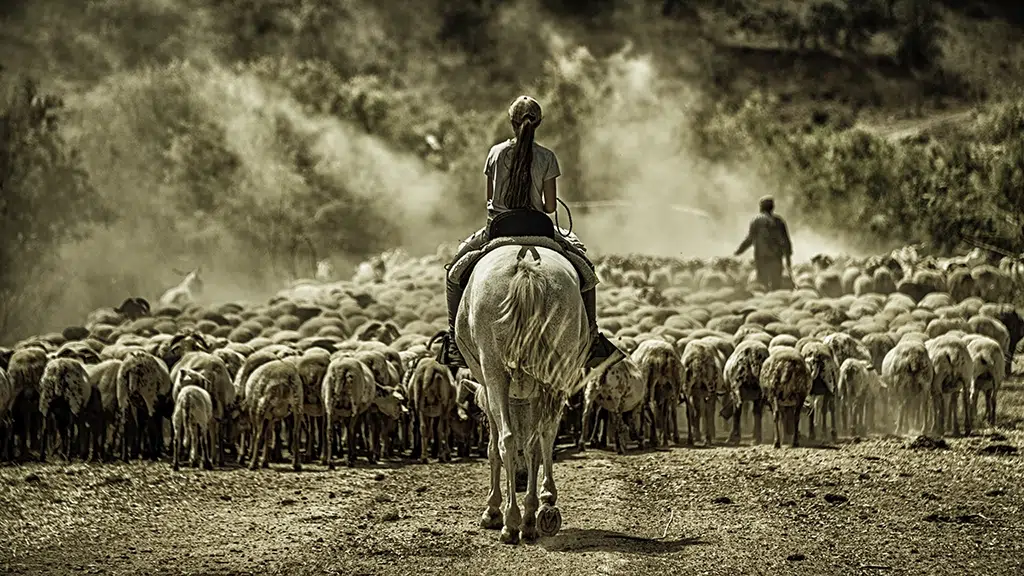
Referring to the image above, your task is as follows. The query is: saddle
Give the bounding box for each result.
[448,210,599,293]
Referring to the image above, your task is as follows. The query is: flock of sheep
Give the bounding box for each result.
[0,243,1022,472]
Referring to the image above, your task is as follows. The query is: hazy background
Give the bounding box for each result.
[3,0,1023,342]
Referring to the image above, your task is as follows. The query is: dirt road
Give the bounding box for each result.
[3,390,1024,576]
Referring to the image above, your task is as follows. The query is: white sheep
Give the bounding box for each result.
[924,334,973,437]
[407,357,456,463]
[721,339,770,445]
[86,359,122,461]
[6,347,48,459]
[38,356,99,462]
[882,340,934,435]
[681,339,727,446]
[759,348,813,448]
[243,359,303,471]
[321,356,374,469]
[631,339,683,446]
[116,349,172,462]
[964,335,1005,433]
[837,358,885,437]
[800,340,840,442]
[171,370,215,471]
[171,350,234,466]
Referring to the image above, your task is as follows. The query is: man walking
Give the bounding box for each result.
[734,195,793,290]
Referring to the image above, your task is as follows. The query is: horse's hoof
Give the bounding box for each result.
[521,524,539,542]
[420,457,429,465]
[203,461,214,471]
[480,508,503,530]
[499,527,520,545]
[726,436,741,446]
[172,464,179,472]
[293,463,302,472]
[537,505,562,537]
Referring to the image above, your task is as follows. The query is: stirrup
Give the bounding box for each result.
[439,331,468,373]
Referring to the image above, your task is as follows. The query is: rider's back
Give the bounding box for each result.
[485,140,561,223]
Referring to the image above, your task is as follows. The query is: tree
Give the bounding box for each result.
[0,69,109,341]
[895,0,945,71]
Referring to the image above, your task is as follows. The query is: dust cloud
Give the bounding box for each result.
[540,37,860,261]
[59,60,457,321]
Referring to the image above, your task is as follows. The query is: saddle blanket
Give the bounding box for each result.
[448,235,599,293]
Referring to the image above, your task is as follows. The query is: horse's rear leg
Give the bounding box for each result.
[480,411,503,530]
[520,438,541,542]
[537,413,562,538]
[487,385,521,545]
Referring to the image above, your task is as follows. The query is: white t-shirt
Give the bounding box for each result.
[484,140,561,222]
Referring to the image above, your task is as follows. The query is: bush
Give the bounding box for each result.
[694,90,1024,255]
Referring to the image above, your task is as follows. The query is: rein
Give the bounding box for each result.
[554,197,573,238]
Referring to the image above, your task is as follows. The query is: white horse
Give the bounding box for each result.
[455,244,591,544]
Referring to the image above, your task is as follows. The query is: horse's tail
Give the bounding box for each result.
[496,247,578,393]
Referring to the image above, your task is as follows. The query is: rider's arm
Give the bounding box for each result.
[487,175,494,203]
[542,150,561,214]
[543,177,557,214]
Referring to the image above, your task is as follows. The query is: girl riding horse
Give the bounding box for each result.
[438,95,621,372]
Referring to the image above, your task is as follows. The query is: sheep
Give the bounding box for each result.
[882,340,933,435]
[822,332,872,368]
[171,349,234,466]
[681,339,726,446]
[38,356,101,462]
[759,348,813,448]
[631,339,682,446]
[116,350,173,462]
[171,370,215,471]
[451,376,488,458]
[86,359,122,461]
[6,347,48,460]
[967,315,1011,373]
[964,335,1005,432]
[980,304,1024,376]
[577,354,646,455]
[801,341,839,442]
[407,357,456,463]
[0,368,14,460]
[321,356,374,469]
[114,297,151,321]
[294,353,330,463]
[837,358,884,437]
[721,339,770,445]
[243,359,303,471]
[924,334,973,437]
[159,267,204,308]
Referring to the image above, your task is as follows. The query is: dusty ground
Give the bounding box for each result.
[3,382,1024,576]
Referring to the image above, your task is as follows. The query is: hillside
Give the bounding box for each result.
[2,0,1024,341]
